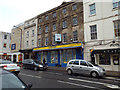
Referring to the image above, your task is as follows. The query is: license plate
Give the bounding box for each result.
[9,69,16,71]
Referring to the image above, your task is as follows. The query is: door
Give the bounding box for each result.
[72,61,80,73]
[79,61,92,75]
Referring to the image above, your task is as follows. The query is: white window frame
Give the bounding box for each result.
[62,20,67,29]
[89,3,96,15]
[53,23,56,31]
[63,33,67,43]
[45,25,48,33]
[45,37,48,46]
[73,17,78,26]
[90,25,97,40]
[73,31,78,42]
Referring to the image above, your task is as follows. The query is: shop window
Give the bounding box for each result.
[73,49,76,59]
[99,54,110,65]
[51,51,58,64]
[113,55,119,65]
[62,50,67,63]
[67,49,72,62]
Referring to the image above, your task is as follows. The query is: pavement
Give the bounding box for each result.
[48,66,120,81]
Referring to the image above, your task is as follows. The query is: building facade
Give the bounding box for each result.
[22,17,38,59]
[0,31,11,60]
[83,0,120,72]
[10,23,24,62]
[33,2,84,67]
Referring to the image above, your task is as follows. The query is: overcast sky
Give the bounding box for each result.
[0,0,71,33]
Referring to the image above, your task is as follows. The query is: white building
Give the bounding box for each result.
[83,0,120,72]
[0,31,11,59]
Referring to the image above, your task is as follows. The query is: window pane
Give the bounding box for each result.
[99,54,110,65]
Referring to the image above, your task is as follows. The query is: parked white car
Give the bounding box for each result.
[0,59,20,75]
[66,59,106,78]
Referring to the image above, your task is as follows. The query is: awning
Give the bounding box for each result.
[33,42,82,52]
[93,48,120,54]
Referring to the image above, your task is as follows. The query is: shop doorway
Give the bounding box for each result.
[13,55,17,63]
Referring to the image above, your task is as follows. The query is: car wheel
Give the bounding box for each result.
[91,71,98,78]
[67,69,72,75]
[34,67,38,71]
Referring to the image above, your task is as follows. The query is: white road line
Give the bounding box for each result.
[19,73,41,79]
[69,78,120,89]
[58,80,97,89]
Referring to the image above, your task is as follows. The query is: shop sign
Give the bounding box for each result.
[33,43,82,51]
[55,34,61,42]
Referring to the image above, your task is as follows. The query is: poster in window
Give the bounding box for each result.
[113,55,119,65]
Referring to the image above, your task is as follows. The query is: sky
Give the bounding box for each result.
[0,0,71,33]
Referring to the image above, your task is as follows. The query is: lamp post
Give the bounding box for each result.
[13,26,22,50]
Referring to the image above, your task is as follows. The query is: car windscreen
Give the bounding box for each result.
[2,73,27,89]
[88,61,98,66]
[2,61,14,64]
[34,61,43,65]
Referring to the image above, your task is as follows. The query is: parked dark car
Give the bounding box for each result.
[1,68,32,89]
[22,59,48,71]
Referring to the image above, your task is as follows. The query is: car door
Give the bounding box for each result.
[79,61,90,75]
[72,61,80,73]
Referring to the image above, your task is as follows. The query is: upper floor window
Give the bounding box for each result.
[62,8,67,14]
[63,33,67,43]
[53,23,56,31]
[73,17,78,26]
[52,35,55,45]
[45,25,48,33]
[72,4,77,10]
[90,25,97,40]
[39,27,42,34]
[62,20,67,29]
[3,43,6,48]
[27,31,29,38]
[113,0,120,9]
[45,15,48,20]
[4,35,7,39]
[53,12,56,18]
[32,40,34,46]
[38,39,41,47]
[114,20,120,37]
[89,3,96,15]
[73,31,78,41]
[45,37,48,46]
[32,30,34,36]
[39,18,42,23]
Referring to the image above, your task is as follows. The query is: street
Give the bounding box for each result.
[18,67,120,89]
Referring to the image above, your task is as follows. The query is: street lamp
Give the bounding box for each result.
[13,26,22,50]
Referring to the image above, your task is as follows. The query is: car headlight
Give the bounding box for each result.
[39,65,43,67]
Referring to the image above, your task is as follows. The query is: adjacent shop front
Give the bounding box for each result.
[92,48,120,71]
[33,42,84,67]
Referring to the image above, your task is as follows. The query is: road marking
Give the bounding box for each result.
[19,73,41,79]
[58,80,97,89]
[69,78,120,89]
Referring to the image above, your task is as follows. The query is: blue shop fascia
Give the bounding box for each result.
[33,42,84,67]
